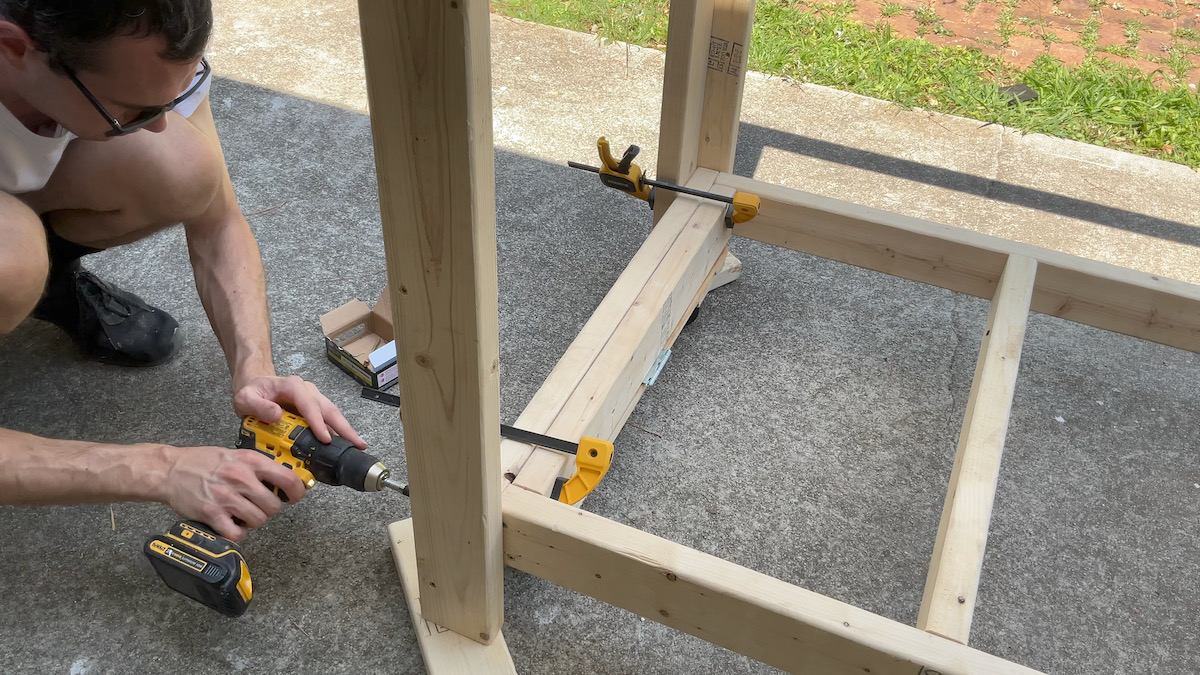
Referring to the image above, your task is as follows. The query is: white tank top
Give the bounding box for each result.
[0,70,212,194]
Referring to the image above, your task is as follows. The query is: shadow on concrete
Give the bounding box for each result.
[733,122,1200,247]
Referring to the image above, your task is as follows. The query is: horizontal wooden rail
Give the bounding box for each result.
[505,169,732,493]
[500,488,1044,675]
[918,254,1037,644]
[719,173,1200,353]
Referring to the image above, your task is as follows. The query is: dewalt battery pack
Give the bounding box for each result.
[144,520,253,617]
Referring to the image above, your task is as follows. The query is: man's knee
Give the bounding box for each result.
[0,206,49,335]
[38,112,226,233]
[141,126,224,226]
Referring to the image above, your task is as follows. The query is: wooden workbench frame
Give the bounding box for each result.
[358,0,1200,672]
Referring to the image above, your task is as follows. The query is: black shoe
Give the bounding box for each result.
[32,258,180,367]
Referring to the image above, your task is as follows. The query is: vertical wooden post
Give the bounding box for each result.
[918,254,1038,644]
[358,0,504,644]
[696,0,755,173]
[657,0,753,290]
[653,0,714,223]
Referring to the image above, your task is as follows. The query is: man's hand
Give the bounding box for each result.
[233,375,367,449]
[163,445,307,542]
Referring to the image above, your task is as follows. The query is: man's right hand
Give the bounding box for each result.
[162,446,307,542]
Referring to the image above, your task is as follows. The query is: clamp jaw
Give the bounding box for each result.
[725,191,761,226]
[551,437,615,505]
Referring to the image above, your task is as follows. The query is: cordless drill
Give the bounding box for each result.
[144,412,408,616]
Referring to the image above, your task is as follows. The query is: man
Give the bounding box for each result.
[0,0,364,542]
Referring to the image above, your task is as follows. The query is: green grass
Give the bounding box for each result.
[492,0,670,46]
[997,8,1018,46]
[492,0,1200,167]
[1124,19,1145,46]
[1078,14,1102,50]
[1034,28,1063,44]
[1100,44,1139,58]
[1173,27,1200,42]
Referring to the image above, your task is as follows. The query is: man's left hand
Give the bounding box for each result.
[233,375,367,448]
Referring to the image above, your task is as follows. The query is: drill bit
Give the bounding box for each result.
[382,477,409,496]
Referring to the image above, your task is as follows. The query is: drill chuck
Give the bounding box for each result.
[362,461,389,492]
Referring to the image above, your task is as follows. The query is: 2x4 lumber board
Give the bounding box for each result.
[511,197,733,495]
[718,173,1200,353]
[359,0,503,643]
[696,0,756,173]
[387,520,517,674]
[502,488,1045,675]
[918,254,1038,644]
[556,241,731,491]
[499,169,719,479]
[653,0,714,223]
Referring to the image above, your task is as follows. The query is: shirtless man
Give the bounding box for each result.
[0,0,363,541]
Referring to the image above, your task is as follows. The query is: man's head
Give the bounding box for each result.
[0,1,212,139]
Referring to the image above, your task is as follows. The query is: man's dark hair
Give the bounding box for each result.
[0,0,212,72]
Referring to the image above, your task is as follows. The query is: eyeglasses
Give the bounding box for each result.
[63,57,211,137]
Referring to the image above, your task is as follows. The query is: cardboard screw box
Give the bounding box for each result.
[319,286,398,390]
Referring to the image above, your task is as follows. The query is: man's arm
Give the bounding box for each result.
[182,100,273,390]
[179,98,365,447]
[0,426,306,541]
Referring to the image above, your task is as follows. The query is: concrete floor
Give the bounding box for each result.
[2,6,1199,674]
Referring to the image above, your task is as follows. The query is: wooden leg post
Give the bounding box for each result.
[656,0,753,291]
[697,0,756,174]
[388,521,515,672]
[700,0,754,290]
[358,0,506,653]
[654,0,714,224]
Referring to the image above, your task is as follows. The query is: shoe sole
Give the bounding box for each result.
[90,326,182,368]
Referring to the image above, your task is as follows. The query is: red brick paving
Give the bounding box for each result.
[843,0,1200,88]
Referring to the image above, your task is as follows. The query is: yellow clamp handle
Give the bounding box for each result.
[597,137,652,203]
[556,437,615,505]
